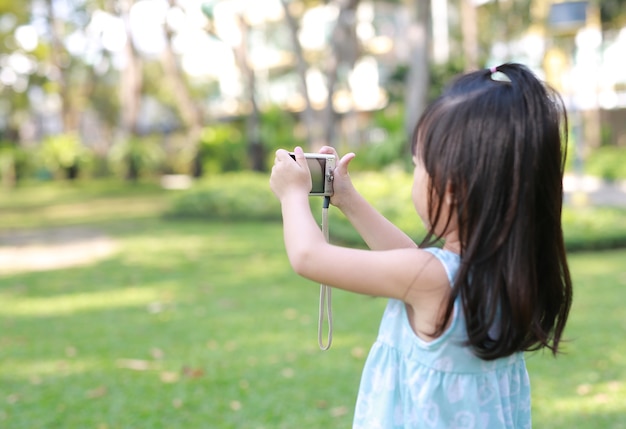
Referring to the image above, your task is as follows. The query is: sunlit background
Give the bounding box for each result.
[1,1,626,428]
[0,0,624,183]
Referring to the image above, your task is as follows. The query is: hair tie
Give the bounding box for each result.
[489,65,511,82]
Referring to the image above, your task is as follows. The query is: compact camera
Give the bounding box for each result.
[289,152,335,196]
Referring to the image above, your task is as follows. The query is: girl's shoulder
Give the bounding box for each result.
[421,247,461,285]
[398,246,460,300]
[400,247,460,341]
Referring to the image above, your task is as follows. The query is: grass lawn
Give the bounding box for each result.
[1,180,625,428]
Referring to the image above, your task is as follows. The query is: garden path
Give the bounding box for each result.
[0,227,116,275]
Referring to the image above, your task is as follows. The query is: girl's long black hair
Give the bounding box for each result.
[413,63,573,360]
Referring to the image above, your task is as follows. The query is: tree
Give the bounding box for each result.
[117,0,145,180]
[280,0,362,149]
[475,0,531,65]
[279,0,317,148]
[202,1,265,171]
[162,0,206,176]
[44,0,74,132]
[117,0,143,138]
[404,0,432,137]
[460,0,478,70]
[323,0,361,147]
[0,0,33,142]
[600,0,626,29]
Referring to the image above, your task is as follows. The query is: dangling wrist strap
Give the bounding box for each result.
[318,196,333,350]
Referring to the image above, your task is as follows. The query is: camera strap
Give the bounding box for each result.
[318,195,333,350]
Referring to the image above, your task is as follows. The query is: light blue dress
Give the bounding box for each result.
[353,248,532,429]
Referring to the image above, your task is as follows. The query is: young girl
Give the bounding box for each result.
[270,63,573,428]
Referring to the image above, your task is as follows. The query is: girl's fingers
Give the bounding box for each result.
[318,146,354,175]
[292,146,308,169]
[318,146,337,156]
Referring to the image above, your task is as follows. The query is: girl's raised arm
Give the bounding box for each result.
[271,148,445,301]
[318,146,417,251]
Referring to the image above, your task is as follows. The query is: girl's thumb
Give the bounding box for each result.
[337,152,356,175]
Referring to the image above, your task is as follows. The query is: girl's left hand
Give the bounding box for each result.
[270,147,312,201]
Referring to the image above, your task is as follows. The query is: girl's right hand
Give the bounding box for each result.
[270,147,312,201]
[318,146,357,209]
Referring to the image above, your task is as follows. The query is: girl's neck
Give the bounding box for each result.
[443,242,461,255]
[442,230,462,255]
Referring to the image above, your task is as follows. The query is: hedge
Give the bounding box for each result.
[167,171,626,252]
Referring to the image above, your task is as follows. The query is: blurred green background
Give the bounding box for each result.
[1,0,626,428]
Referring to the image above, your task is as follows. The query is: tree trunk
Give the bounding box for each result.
[232,15,264,171]
[44,0,74,133]
[280,0,317,149]
[404,0,432,137]
[460,0,478,71]
[119,0,142,137]
[162,0,205,176]
[323,0,361,148]
[119,0,144,181]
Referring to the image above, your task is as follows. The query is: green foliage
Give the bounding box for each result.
[428,58,465,103]
[563,130,578,174]
[168,171,626,252]
[260,106,305,163]
[381,64,408,104]
[354,59,464,172]
[108,136,165,180]
[0,142,30,187]
[159,133,197,176]
[197,108,304,176]
[350,105,411,171]
[199,122,247,174]
[328,167,425,245]
[585,146,626,181]
[601,0,626,27]
[166,172,281,221]
[562,206,626,251]
[39,133,92,180]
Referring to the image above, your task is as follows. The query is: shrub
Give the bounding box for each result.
[260,106,305,167]
[167,171,626,251]
[39,133,92,180]
[0,142,31,187]
[166,168,423,234]
[166,172,281,221]
[349,105,411,172]
[585,146,626,181]
[327,167,425,245]
[199,123,247,174]
[108,135,165,180]
[562,206,626,251]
